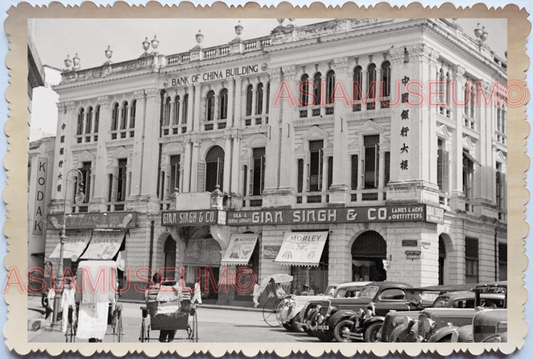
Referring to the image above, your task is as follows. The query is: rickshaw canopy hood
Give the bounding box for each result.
[75,260,118,304]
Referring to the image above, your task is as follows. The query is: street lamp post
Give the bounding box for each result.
[51,168,85,329]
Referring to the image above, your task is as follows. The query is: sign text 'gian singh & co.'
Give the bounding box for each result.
[161,204,444,227]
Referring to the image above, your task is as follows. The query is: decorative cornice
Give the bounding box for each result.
[282,65,297,80]
[388,47,405,65]
[333,57,350,73]
[454,65,466,79]
[133,90,145,99]
[267,67,282,82]
[145,88,160,99]
[409,43,439,65]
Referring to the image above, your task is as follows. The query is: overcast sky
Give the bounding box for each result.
[32,18,506,70]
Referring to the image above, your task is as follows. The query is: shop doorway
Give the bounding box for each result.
[352,231,387,282]
[291,239,329,295]
[163,236,176,280]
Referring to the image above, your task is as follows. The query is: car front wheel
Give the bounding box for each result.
[365,322,383,342]
[333,319,355,343]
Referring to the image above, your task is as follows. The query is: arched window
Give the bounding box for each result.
[206,90,215,122]
[164,97,171,126]
[219,89,228,120]
[256,83,263,115]
[173,96,180,125]
[353,66,362,108]
[205,146,225,192]
[111,103,119,131]
[77,108,84,135]
[94,106,100,133]
[501,105,506,134]
[470,84,475,118]
[367,64,376,99]
[326,70,335,105]
[300,74,310,107]
[381,61,391,99]
[246,84,253,116]
[130,100,136,128]
[120,101,128,129]
[182,94,188,124]
[85,107,93,134]
[313,73,322,106]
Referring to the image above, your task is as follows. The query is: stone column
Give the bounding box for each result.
[263,67,282,203]
[233,77,242,128]
[128,90,146,198]
[193,84,202,132]
[182,138,192,192]
[376,68,382,108]
[329,57,351,204]
[223,134,232,192]
[140,88,162,203]
[227,78,235,127]
[214,94,220,122]
[186,85,194,132]
[250,81,257,117]
[190,139,200,191]
[278,65,297,195]
[450,65,465,210]
[261,74,269,118]
[230,132,242,197]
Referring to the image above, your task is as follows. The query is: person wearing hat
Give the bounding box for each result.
[301,284,315,296]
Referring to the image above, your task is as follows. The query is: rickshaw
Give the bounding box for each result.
[65,260,123,343]
[258,274,294,327]
[139,280,199,342]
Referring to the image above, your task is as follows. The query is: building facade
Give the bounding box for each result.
[45,18,507,304]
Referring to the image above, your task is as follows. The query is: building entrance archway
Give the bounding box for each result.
[351,231,387,282]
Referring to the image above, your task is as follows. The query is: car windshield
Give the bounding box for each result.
[432,296,451,307]
[334,288,360,298]
[359,285,379,298]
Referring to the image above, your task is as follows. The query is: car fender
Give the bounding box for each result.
[428,326,460,342]
[327,310,358,328]
[456,324,473,342]
[359,316,385,332]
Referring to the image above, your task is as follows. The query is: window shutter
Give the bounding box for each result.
[351,155,358,190]
[384,152,390,186]
[443,150,449,192]
[502,173,506,209]
[374,144,380,188]
[243,165,248,197]
[318,148,323,190]
[197,162,206,192]
[297,159,304,193]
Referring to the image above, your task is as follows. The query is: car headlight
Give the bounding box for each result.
[418,314,435,340]
[317,314,325,324]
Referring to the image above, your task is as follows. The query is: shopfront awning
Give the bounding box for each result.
[80,230,125,260]
[49,232,92,262]
[183,238,221,267]
[221,233,259,266]
[463,150,482,166]
[274,231,329,266]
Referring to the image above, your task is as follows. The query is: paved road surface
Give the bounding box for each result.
[27,296,320,343]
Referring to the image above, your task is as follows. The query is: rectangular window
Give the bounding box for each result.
[243,165,248,197]
[182,94,188,124]
[364,135,379,189]
[309,140,323,192]
[463,153,474,201]
[117,159,127,202]
[351,155,358,190]
[498,243,507,281]
[74,162,91,205]
[437,140,449,192]
[297,159,304,193]
[107,174,113,202]
[496,162,505,208]
[170,155,180,194]
[384,152,390,186]
[252,148,265,196]
[465,237,479,283]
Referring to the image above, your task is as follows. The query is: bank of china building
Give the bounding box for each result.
[45,18,507,304]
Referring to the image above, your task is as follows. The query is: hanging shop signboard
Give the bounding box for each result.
[161,210,222,226]
[48,212,136,230]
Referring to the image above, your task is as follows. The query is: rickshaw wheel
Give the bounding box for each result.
[262,297,281,327]
[116,311,123,343]
[139,319,146,342]
[192,311,199,342]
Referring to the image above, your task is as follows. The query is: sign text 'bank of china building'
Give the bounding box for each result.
[45,18,507,304]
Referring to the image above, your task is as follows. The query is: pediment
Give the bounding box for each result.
[302,125,328,140]
[462,135,475,151]
[436,124,452,140]
[495,150,506,163]
[111,146,131,159]
[358,120,384,134]
[78,150,95,163]
[162,142,185,155]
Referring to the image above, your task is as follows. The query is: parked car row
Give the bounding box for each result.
[276,280,507,344]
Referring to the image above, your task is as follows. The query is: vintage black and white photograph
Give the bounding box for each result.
[19,11,518,350]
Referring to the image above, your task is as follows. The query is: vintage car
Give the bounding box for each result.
[394,281,507,342]
[294,281,371,334]
[452,282,508,342]
[277,283,339,331]
[305,281,418,342]
[379,289,501,342]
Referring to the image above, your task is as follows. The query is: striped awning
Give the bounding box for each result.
[49,232,92,262]
[275,231,328,266]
